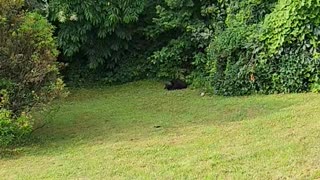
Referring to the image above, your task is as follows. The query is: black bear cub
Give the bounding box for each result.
[164,79,188,91]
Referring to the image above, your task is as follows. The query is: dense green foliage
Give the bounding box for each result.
[50,0,320,95]
[0,0,65,146]
[254,0,320,94]
[147,0,215,80]
[206,0,277,95]
[36,0,320,93]
[148,0,320,95]
[49,0,152,85]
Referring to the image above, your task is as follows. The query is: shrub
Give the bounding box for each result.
[47,0,157,85]
[260,0,320,56]
[252,0,320,94]
[203,0,320,96]
[254,51,320,94]
[146,0,219,80]
[0,0,65,146]
[207,25,256,96]
[0,109,32,147]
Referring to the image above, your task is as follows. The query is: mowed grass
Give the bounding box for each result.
[1,81,320,179]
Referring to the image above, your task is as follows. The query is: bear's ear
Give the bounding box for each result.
[164,81,172,90]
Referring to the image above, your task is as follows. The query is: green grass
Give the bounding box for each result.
[1,81,320,179]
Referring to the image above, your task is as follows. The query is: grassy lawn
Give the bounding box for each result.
[1,81,320,179]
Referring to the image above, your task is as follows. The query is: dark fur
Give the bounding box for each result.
[164,79,188,90]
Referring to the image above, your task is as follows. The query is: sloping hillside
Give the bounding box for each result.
[1,81,320,179]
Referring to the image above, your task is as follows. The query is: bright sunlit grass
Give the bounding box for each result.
[1,81,320,179]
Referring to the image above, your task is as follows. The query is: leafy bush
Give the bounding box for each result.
[260,0,320,56]
[149,36,194,79]
[204,0,274,95]
[203,0,320,95]
[49,0,147,81]
[207,25,256,96]
[0,109,32,147]
[0,0,65,146]
[48,0,162,85]
[252,50,320,94]
[251,0,320,94]
[146,0,219,80]
[262,54,320,93]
